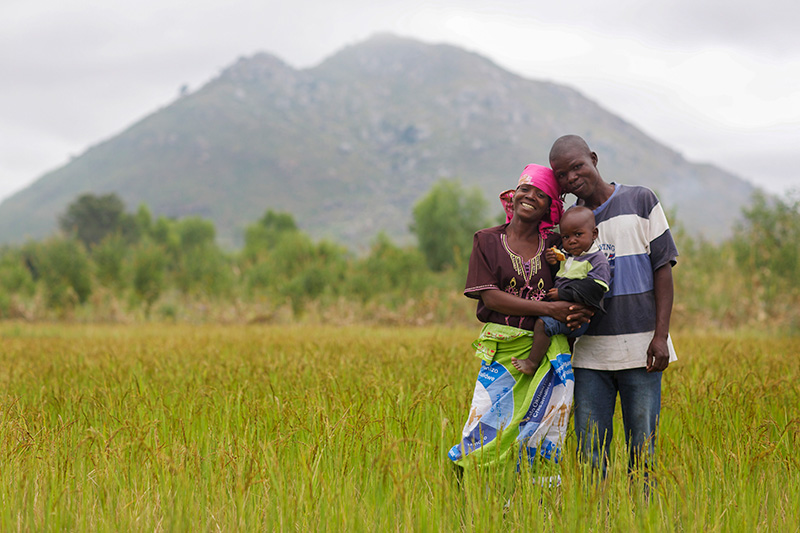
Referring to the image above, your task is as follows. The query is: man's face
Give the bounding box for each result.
[550,145,600,200]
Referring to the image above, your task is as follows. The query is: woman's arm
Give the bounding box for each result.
[480,289,593,329]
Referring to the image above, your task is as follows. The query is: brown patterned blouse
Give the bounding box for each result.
[464,224,561,331]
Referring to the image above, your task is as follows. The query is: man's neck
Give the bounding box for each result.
[581,181,615,211]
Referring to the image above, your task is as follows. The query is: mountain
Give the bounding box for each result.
[0,33,757,249]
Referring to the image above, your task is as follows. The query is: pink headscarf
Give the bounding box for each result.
[499,164,564,234]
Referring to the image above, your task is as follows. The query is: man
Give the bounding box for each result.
[549,135,679,482]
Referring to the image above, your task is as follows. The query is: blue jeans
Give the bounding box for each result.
[573,367,662,478]
[540,316,589,338]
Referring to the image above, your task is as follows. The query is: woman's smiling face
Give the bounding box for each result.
[513,184,551,222]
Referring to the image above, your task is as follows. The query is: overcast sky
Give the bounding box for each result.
[2,0,798,204]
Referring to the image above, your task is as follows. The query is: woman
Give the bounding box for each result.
[448,164,588,475]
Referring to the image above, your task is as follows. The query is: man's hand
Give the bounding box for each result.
[547,301,593,330]
[646,336,670,372]
[648,264,674,372]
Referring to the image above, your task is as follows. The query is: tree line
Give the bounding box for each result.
[0,182,798,331]
[0,180,490,321]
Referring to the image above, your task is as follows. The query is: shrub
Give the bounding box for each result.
[33,238,92,308]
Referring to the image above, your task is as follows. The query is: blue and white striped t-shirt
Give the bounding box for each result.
[572,184,679,370]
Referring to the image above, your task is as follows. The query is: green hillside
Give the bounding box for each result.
[0,33,756,249]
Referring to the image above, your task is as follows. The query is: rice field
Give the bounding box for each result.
[0,322,797,531]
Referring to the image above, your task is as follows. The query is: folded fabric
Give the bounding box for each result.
[449,323,574,470]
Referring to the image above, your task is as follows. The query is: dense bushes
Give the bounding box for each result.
[410,179,489,271]
[1,187,799,331]
[672,191,800,331]
[0,184,471,321]
[244,216,350,313]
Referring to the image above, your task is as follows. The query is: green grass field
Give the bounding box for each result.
[1,323,797,531]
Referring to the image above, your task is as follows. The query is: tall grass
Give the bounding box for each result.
[0,323,797,531]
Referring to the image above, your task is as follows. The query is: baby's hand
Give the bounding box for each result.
[546,288,560,301]
[546,246,565,265]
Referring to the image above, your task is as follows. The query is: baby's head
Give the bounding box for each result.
[559,206,598,256]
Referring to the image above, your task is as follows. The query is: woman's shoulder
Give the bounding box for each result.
[544,230,562,248]
[474,224,508,240]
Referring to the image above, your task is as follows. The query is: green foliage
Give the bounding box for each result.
[148,216,180,256]
[173,217,233,297]
[0,247,36,296]
[243,210,300,261]
[7,185,800,330]
[177,217,216,250]
[0,247,37,317]
[244,213,350,313]
[92,234,129,289]
[733,191,800,297]
[410,179,489,271]
[279,239,349,313]
[673,233,747,327]
[349,232,435,304]
[58,193,137,249]
[671,190,800,330]
[134,204,153,236]
[132,241,167,312]
[29,238,92,308]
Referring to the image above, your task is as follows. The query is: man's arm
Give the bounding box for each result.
[647,263,674,372]
[480,289,593,329]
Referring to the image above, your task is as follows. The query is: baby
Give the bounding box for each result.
[512,206,611,375]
